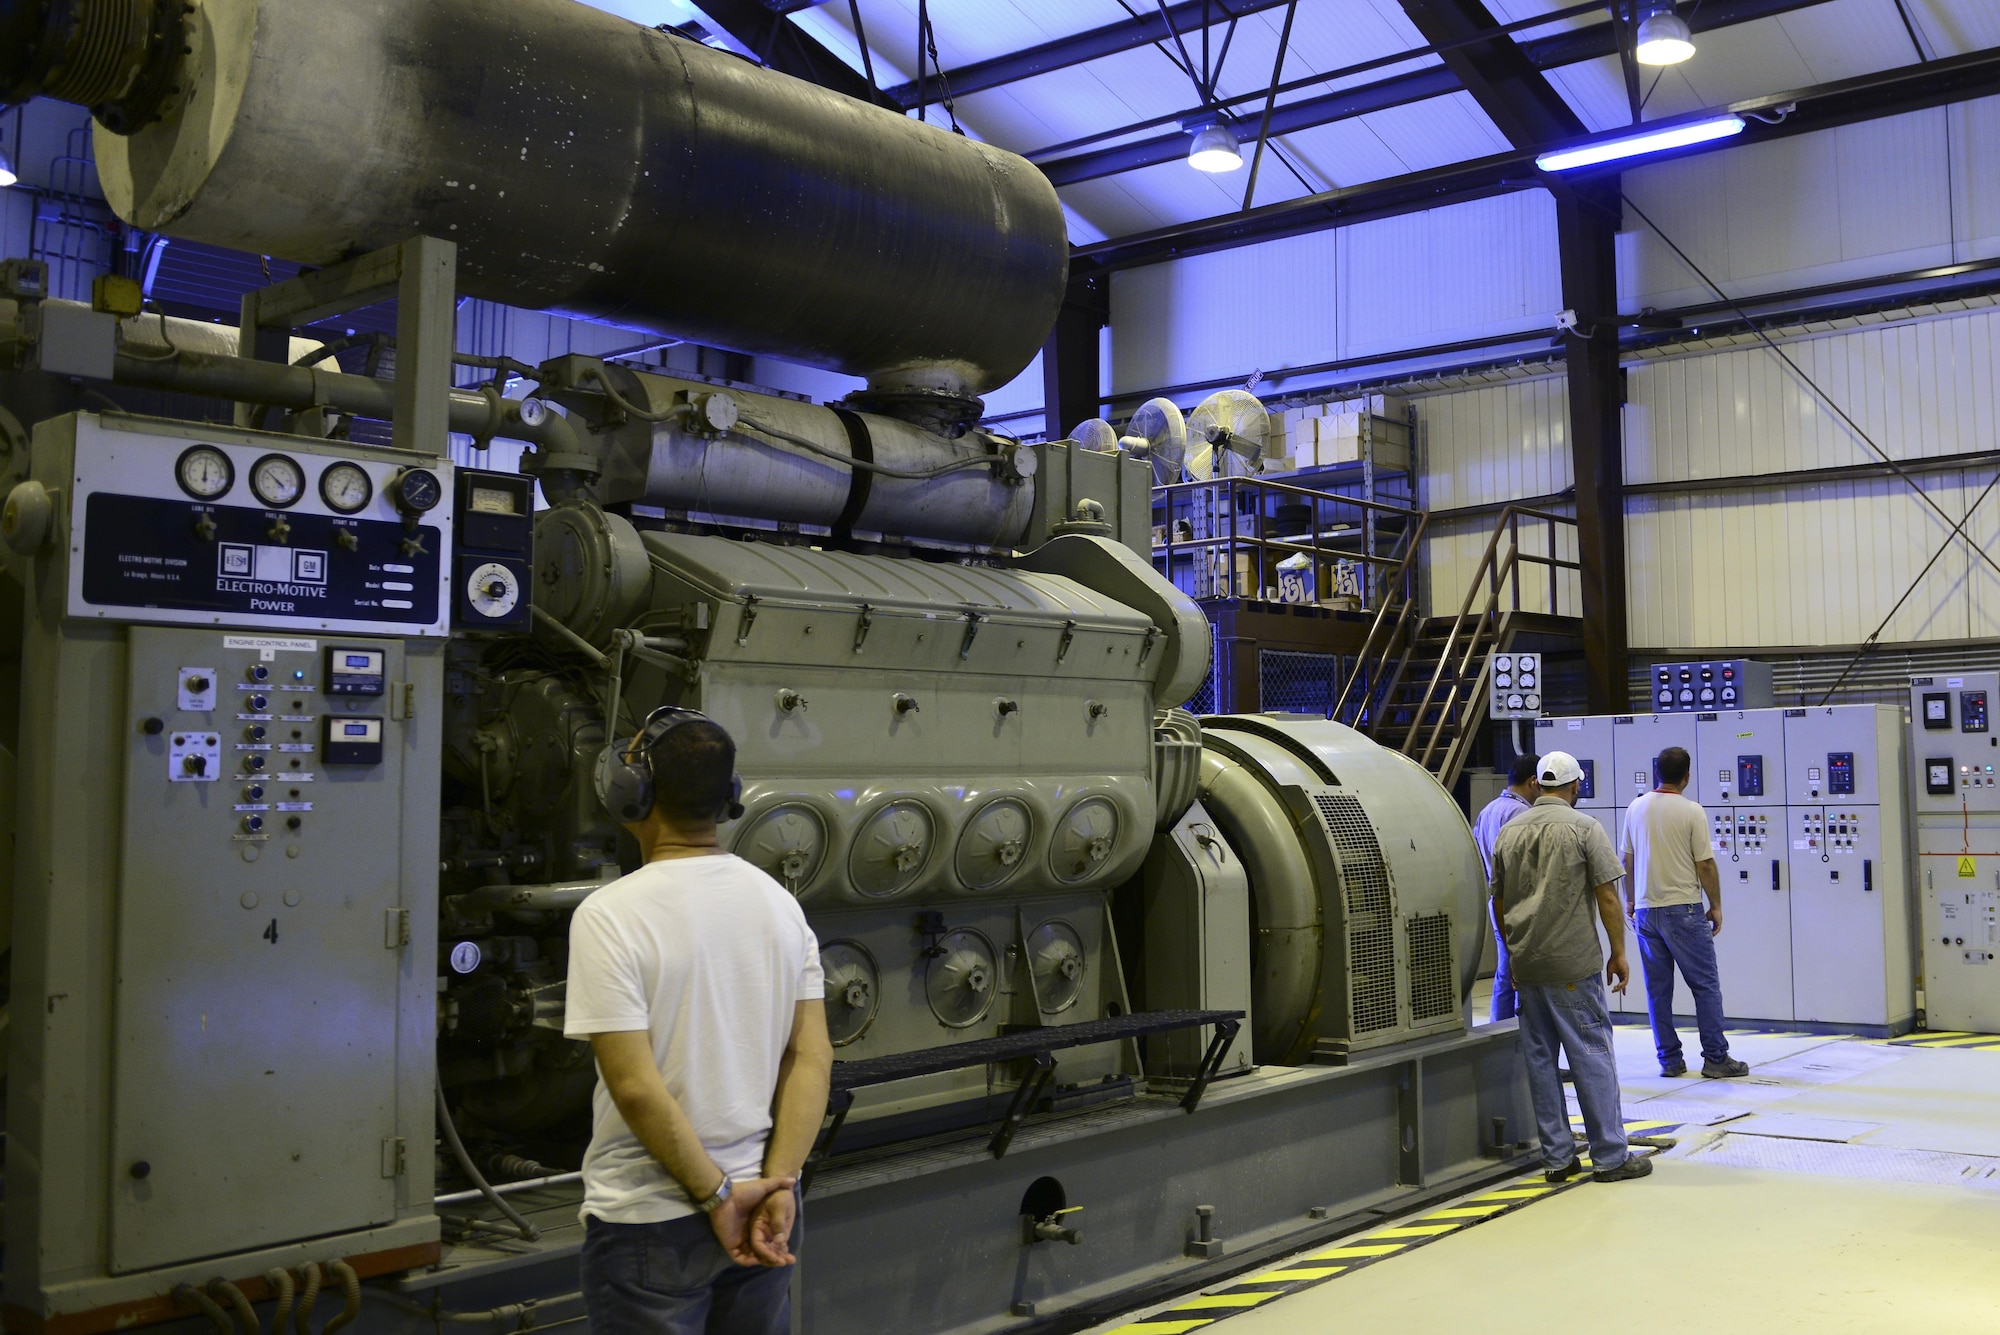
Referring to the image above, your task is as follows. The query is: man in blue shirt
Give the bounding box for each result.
[1472,754,1539,1022]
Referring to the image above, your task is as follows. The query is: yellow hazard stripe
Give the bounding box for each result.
[1899,1034,2000,1048]
[1169,1293,1284,1310]
[1137,1165,1590,1333]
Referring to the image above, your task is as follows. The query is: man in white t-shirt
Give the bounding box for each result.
[1619,745,1749,1080]
[566,707,831,1334]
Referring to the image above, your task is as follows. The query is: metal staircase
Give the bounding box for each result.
[1334,505,1583,792]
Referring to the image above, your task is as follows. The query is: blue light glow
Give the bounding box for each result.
[1535,114,1745,172]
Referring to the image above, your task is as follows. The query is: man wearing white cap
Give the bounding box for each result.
[1489,751,1650,1184]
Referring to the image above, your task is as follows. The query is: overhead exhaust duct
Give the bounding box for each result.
[3,0,1070,421]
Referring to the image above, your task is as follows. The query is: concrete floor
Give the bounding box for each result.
[1088,1005,2000,1335]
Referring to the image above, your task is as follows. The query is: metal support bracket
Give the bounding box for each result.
[990,1051,1058,1159]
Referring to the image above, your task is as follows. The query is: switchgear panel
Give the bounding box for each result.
[1697,710,1786,807]
[1538,714,1615,811]
[1908,672,2000,814]
[1613,713,1700,806]
[1917,830,2000,1031]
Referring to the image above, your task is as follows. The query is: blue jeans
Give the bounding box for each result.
[1516,975,1628,1173]
[1489,900,1518,1023]
[1636,902,1731,1067]
[580,1203,798,1335]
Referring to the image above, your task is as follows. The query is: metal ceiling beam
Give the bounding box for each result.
[883,0,1288,107]
[1396,0,1584,147]
[696,0,903,110]
[1072,43,2000,272]
[1037,0,1821,187]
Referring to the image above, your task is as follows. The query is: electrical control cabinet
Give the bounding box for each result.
[4,414,446,1327]
[1549,704,1912,1031]
[1648,658,1774,713]
[1697,710,1788,808]
[1908,673,2000,1030]
[1612,713,1701,806]
[1908,671,2000,814]
[1784,706,1913,1029]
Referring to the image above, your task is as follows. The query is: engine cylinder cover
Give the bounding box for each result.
[735,803,828,894]
[1049,796,1121,883]
[925,929,998,1028]
[1028,918,1087,1013]
[956,798,1033,892]
[848,800,936,899]
[819,940,880,1047]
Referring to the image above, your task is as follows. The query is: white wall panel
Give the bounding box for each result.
[1414,376,1570,511]
[1626,474,1975,648]
[1621,97,2000,310]
[1423,506,1579,623]
[1626,305,2000,485]
[1108,191,1561,396]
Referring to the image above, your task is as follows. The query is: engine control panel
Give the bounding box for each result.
[63,414,452,637]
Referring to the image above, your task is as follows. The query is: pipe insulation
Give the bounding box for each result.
[39,0,1068,402]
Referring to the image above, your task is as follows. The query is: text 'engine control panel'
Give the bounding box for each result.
[65,415,453,637]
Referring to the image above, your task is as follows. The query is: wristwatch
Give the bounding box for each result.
[692,1175,733,1214]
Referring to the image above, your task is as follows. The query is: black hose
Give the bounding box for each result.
[436,1084,540,1241]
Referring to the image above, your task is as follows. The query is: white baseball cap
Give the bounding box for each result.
[1538,751,1583,787]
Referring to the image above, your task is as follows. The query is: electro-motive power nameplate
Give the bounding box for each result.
[66,415,452,636]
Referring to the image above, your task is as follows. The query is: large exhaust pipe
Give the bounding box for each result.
[3,0,1070,422]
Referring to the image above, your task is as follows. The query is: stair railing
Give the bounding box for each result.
[1329,509,1431,728]
[1404,506,1580,782]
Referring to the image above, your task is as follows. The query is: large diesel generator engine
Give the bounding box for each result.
[0,4,1530,1334]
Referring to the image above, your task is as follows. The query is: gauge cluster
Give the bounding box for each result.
[1489,651,1543,720]
[69,415,455,637]
[172,441,434,525]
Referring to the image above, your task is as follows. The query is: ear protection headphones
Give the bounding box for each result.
[597,705,745,825]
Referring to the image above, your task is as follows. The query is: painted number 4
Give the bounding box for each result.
[263,918,279,945]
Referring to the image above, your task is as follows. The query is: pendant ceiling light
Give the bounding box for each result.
[1635,4,1696,66]
[1186,122,1243,173]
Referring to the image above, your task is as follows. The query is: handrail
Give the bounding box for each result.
[1403,505,1579,774]
[1330,510,1430,723]
[1153,472,1422,606]
[1335,503,1579,788]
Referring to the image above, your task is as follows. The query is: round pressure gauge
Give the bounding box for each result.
[448,941,483,975]
[176,445,235,501]
[249,454,306,509]
[1495,672,1512,689]
[1524,692,1542,712]
[1519,671,1536,690]
[319,461,373,514]
[1494,655,1514,673]
[391,467,443,517]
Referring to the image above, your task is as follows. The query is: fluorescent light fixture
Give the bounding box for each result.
[1535,113,1744,172]
[1636,5,1696,65]
[1187,124,1243,173]
[0,142,15,189]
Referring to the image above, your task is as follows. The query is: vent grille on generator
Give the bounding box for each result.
[1406,913,1457,1023]
[1313,793,1398,1034]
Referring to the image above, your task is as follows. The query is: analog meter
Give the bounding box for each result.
[319,461,373,513]
[249,454,306,508]
[175,445,234,501]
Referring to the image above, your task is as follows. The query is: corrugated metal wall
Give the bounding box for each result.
[1625,304,2000,648]
[1108,190,1562,397]
[1407,305,2000,651]
[1622,96,2000,309]
[1412,376,1577,618]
